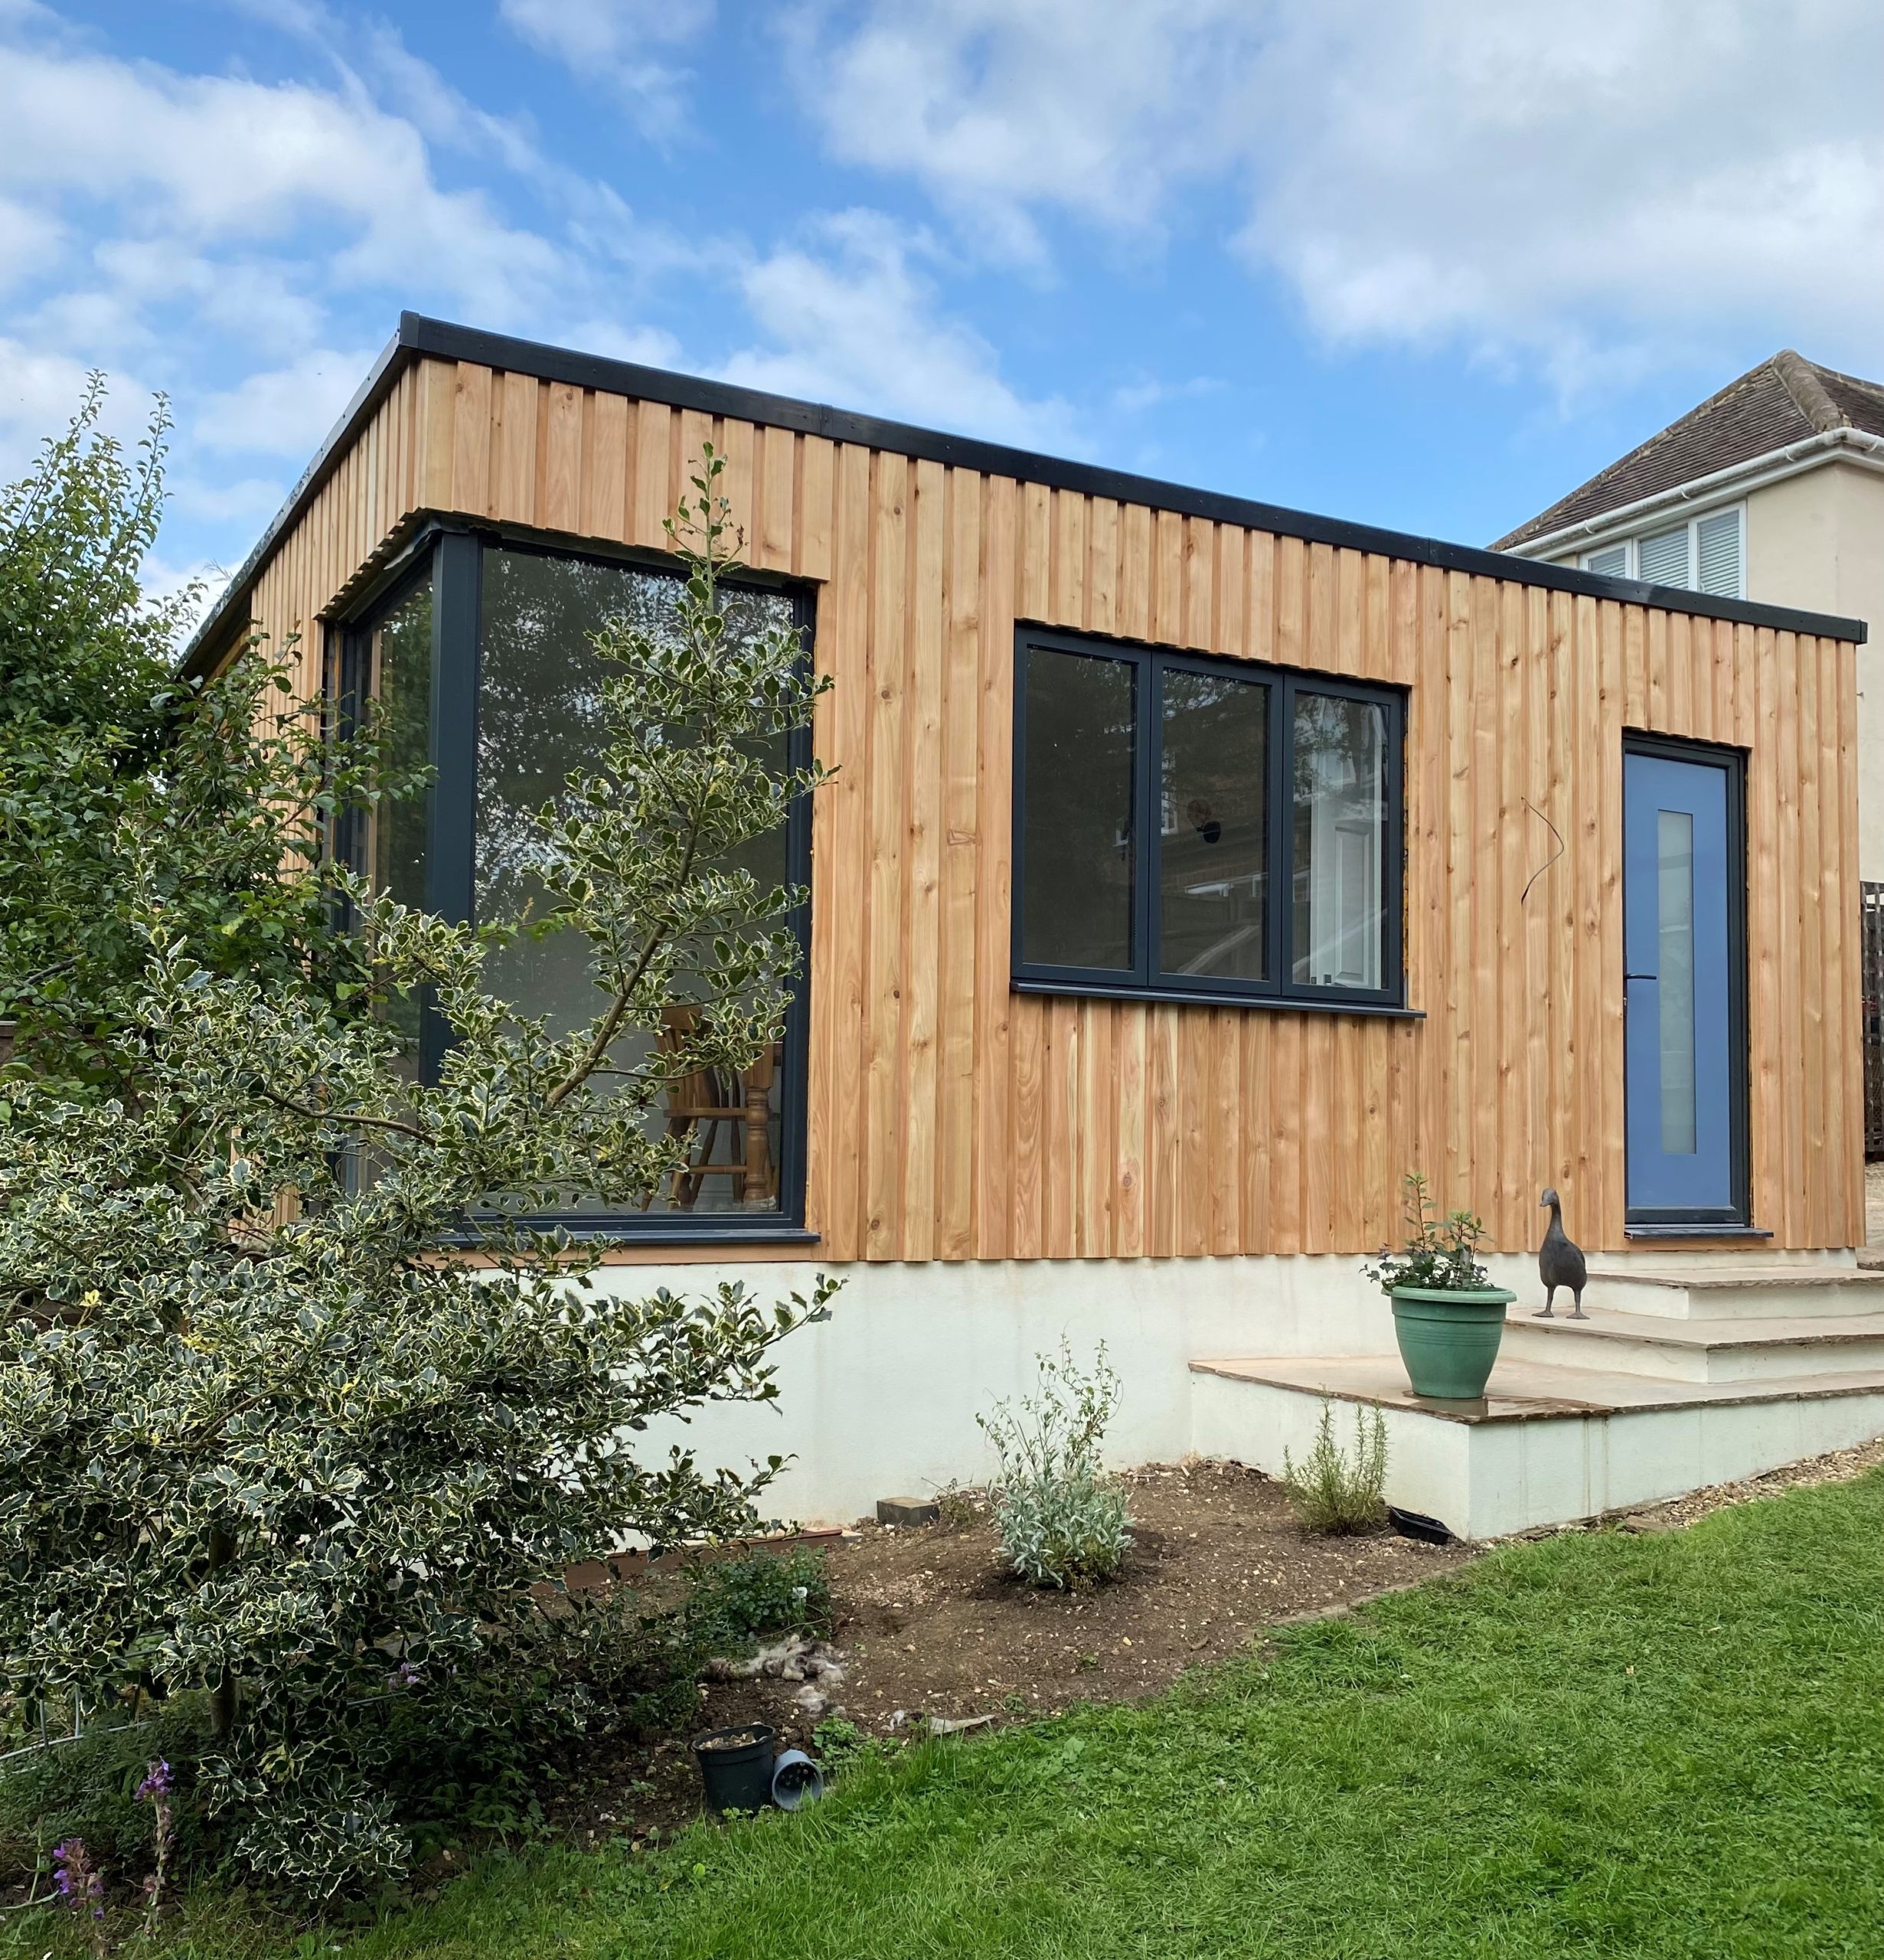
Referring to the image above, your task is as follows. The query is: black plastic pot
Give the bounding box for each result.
[1388,1504,1455,1546]
[693,1723,778,1813]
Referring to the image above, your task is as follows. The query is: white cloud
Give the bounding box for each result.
[0,193,62,294]
[784,0,1259,262]
[498,0,715,137]
[0,41,569,328]
[0,2,1078,590]
[0,335,98,482]
[788,1,1884,384]
[194,348,374,456]
[720,209,1082,449]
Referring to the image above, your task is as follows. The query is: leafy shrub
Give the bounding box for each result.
[1282,1399,1389,1534]
[810,1715,903,1779]
[0,425,837,1902]
[1366,1173,1491,1294]
[978,1343,1133,1589]
[435,1547,833,1768]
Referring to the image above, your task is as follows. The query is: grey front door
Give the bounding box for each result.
[1623,741,1746,1224]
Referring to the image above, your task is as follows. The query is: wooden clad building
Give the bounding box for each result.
[190,314,1868,1273]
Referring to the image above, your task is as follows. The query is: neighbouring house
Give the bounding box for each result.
[186,315,1882,1539]
[1494,351,1884,1160]
[1494,350,1884,871]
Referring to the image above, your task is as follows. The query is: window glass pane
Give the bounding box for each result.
[1158,668,1267,980]
[1582,543,1628,577]
[1637,525,1690,588]
[1657,807,1697,1155]
[367,577,433,910]
[475,547,797,1216]
[1291,693,1387,991]
[1020,648,1137,971]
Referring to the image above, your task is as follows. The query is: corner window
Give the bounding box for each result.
[339,532,814,1237]
[1012,629,1403,1009]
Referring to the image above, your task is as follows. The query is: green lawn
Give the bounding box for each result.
[18,1470,1884,1958]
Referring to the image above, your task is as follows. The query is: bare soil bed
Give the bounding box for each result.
[557,1458,1468,1849]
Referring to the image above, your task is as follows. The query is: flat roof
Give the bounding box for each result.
[181,311,1869,675]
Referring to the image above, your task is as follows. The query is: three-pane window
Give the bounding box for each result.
[1013,631,1402,1008]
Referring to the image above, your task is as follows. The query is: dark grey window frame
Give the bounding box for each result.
[330,518,818,1244]
[1011,626,1408,1014]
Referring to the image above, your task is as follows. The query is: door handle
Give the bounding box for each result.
[1624,972,1655,982]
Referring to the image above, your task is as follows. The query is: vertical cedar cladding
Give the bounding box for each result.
[236,354,1866,1259]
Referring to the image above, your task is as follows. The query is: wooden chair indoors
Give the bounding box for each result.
[656,1004,780,1210]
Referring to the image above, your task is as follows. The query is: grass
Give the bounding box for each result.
[15,1469,1884,1958]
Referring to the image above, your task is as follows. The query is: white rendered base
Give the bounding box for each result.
[601,1247,1876,1530]
[1189,1355,1884,1539]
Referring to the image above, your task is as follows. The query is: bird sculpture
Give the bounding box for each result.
[1535,1187,1588,1320]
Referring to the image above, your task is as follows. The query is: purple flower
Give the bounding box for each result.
[52,1836,103,1918]
[135,1758,172,1802]
[386,1659,423,1690]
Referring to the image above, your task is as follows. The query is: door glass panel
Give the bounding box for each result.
[1020,648,1137,970]
[475,546,797,1215]
[1291,692,1386,990]
[1657,807,1697,1155]
[1158,668,1267,979]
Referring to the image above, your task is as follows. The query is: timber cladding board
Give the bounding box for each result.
[230,353,1866,1262]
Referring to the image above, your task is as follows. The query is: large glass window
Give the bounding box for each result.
[1020,648,1136,971]
[1159,668,1268,982]
[345,535,811,1233]
[1291,692,1386,992]
[474,547,800,1220]
[1013,631,1401,1008]
[365,577,433,912]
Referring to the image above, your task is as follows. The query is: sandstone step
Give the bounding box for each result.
[1500,1305,1884,1383]
[1189,1351,1884,1540]
[1583,1264,1884,1322]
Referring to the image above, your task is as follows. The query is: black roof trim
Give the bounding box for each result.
[181,311,1867,673]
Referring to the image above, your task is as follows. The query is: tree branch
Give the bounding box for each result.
[256,1086,428,1142]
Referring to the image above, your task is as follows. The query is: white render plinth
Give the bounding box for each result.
[596,1248,1884,1532]
[1190,1353,1884,1539]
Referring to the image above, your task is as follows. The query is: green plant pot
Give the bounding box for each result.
[1389,1285,1517,1400]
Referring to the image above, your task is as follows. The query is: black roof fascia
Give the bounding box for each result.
[179,311,1868,674]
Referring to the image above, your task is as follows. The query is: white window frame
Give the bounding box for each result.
[1579,503,1745,600]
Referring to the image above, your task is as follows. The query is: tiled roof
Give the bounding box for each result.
[1493,351,1884,551]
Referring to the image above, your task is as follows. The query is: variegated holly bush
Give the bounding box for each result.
[0,407,834,1899]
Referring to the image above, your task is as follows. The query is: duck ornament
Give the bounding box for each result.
[1535,1187,1588,1320]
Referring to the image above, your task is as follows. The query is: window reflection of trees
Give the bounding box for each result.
[475,547,797,1214]
[1020,651,1138,971]
[1159,670,1268,981]
[369,582,433,911]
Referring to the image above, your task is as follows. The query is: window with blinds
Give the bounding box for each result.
[1695,508,1742,597]
[1578,505,1743,600]
[1637,525,1691,586]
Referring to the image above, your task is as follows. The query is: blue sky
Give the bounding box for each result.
[4,1,1881,612]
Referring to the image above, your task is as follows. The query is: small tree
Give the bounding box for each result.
[0,425,835,1898]
[0,381,389,1106]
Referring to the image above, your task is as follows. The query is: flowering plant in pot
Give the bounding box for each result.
[1366,1174,1514,1400]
